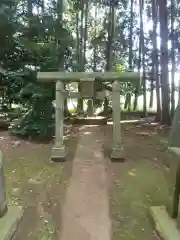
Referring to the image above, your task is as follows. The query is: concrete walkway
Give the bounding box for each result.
[59,126,111,240]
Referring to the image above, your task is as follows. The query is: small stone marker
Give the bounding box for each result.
[0,151,23,240]
[0,206,23,240]
[169,104,180,155]
[0,152,7,217]
[150,206,180,240]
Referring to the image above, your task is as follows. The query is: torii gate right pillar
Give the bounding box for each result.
[110,80,125,161]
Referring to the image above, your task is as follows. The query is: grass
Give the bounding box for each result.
[1,133,73,240]
[109,124,179,240]
[111,161,171,239]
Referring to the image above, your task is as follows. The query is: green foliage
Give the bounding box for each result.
[10,80,55,138]
[1,0,176,136]
[10,100,54,139]
[0,0,75,138]
[9,68,55,138]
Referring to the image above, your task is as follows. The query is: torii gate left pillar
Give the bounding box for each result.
[52,80,67,161]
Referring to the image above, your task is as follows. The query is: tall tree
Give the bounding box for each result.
[77,0,85,114]
[129,0,133,70]
[103,2,116,115]
[171,0,176,117]
[84,0,93,116]
[140,0,147,116]
[124,0,133,111]
[152,0,161,121]
[158,0,171,125]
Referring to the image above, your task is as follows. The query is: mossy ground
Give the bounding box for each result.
[0,131,76,240]
[105,123,179,240]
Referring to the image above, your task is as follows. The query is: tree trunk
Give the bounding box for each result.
[103,97,109,117]
[149,84,154,108]
[178,79,180,104]
[106,3,115,71]
[83,1,93,116]
[77,0,85,114]
[134,0,141,111]
[104,2,116,113]
[126,0,133,111]
[158,0,171,125]
[57,0,69,116]
[171,0,175,117]
[93,7,98,72]
[124,92,131,111]
[139,0,147,117]
[155,75,161,121]
[152,0,161,121]
[27,0,33,34]
[129,0,133,70]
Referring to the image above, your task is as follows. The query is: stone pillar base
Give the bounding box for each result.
[110,146,125,162]
[0,201,7,218]
[149,205,180,240]
[0,206,23,240]
[51,145,68,162]
[168,147,180,155]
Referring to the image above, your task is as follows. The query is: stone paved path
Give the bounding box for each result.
[59,126,111,240]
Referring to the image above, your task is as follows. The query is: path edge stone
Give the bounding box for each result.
[149,205,180,240]
[0,206,23,240]
[168,147,180,155]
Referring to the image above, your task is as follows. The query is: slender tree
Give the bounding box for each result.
[158,0,171,125]
[171,0,176,117]
[152,0,161,121]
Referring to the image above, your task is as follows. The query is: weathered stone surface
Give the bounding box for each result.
[52,81,67,161]
[38,72,133,162]
[168,147,180,155]
[150,206,180,240]
[0,206,23,240]
[169,104,180,148]
[0,152,7,218]
[12,141,21,147]
[168,104,180,155]
[51,146,68,162]
[80,79,94,98]
[110,147,125,162]
[37,71,140,85]
[111,80,125,161]
[65,117,107,125]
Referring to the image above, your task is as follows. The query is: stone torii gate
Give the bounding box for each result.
[37,71,140,162]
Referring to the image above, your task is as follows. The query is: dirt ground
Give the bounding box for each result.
[0,122,179,239]
[105,122,179,240]
[59,125,111,240]
[0,127,78,240]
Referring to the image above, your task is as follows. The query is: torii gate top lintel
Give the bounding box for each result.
[37,71,140,85]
